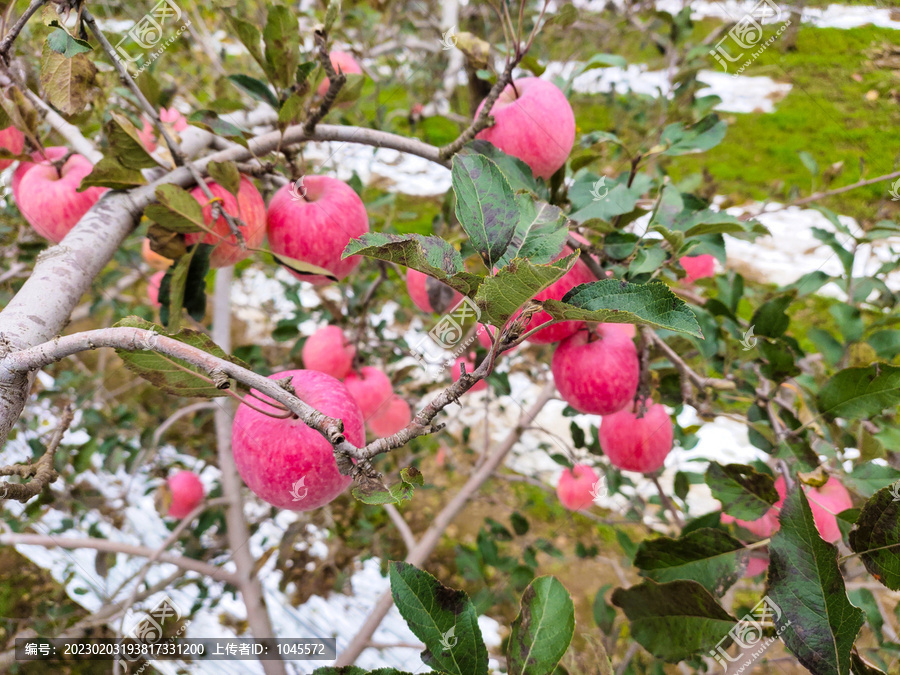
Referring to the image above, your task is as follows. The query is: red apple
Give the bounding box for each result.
[16,153,108,243]
[343,366,393,420]
[599,399,673,473]
[679,254,716,282]
[147,270,165,307]
[138,118,156,153]
[232,369,364,510]
[556,464,600,511]
[165,470,204,518]
[721,511,779,539]
[524,249,595,344]
[745,555,769,578]
[367,395,411,437]
[160,107,188,132]
[600,323,636,340]
[452,354,487,392]
[316,51,362,98]
[12,146,68,195]
[0,125,24,170]
[266,175,369,285]
[302,325,356,380]
[406,268,462,314]
[475,77,575,180]
[552,325,639,415]
[185,175,266,268]
[142,238,174,271]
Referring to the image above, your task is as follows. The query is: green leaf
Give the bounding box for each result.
[227,74,278,108]
[507,576,574,675]
[542,280,702,337]
[475,253,577,327]
[768,484,865,675]
[611,579,736,662]
[843,464,900,498]
[225,13,266,73]
[848,483,900,590]
[351,467,424,505]
[207,161,241,196]
[592,584,616,634]
[324,0,341,31]
[389,562,489,675]
[459,141,544,196]
[451,154,519,270]
[79,156,146,191]
[751,294,793,339]
[187,110,249,147]
[106,112,158,170]
[495,196,568,268]
[817,364,900,420]
[46,28,91,57]
[658,115,726,156]
[296,60,316,85]
[343,233,482,296]
[278,93,305,127]
[333,72,365,105]
[269,252,339,282]
[160,244,211,331]
[706,462,779,521]
[40,41,97,115]
[112,316,247,397]
[569,175,639,223]
[633,528,748,596]
[263,4,300,89]
[144,184,207,233]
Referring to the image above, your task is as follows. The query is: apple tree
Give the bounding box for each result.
[0,1,898,674]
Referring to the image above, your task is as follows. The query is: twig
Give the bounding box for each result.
[304,30,346,135]
[651,475,683,528]
[567,235,604,280]
[764,169,900,212]
[0,0,46,61]
[384,503,417,552]
[352,262,388,357]
[334,382,556,666]
[0,404,73,502]
[0,533,239,583]
[643,328,735,391]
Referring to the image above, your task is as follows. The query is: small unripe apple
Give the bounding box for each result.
[0,125,24,170]
[343,366,393,419]
[679,254,715,282]
[15,153,108,243]
[524,250,595,344]
[12,146,68,195]
[406,268,462,314]
[164,470,204,518]
[316,51,363,98]
[552,325,639,415]
[266,175,369,285]
[599,399,673,473]
[302,325,356,380]
[232,369,365,510]
[142,238,174,271]
[367,395,412,437]
[452,354,487,392]
[474,77,575,180]
[185,175,266,268]
[556,464,600,511]
[147,270,165,307]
